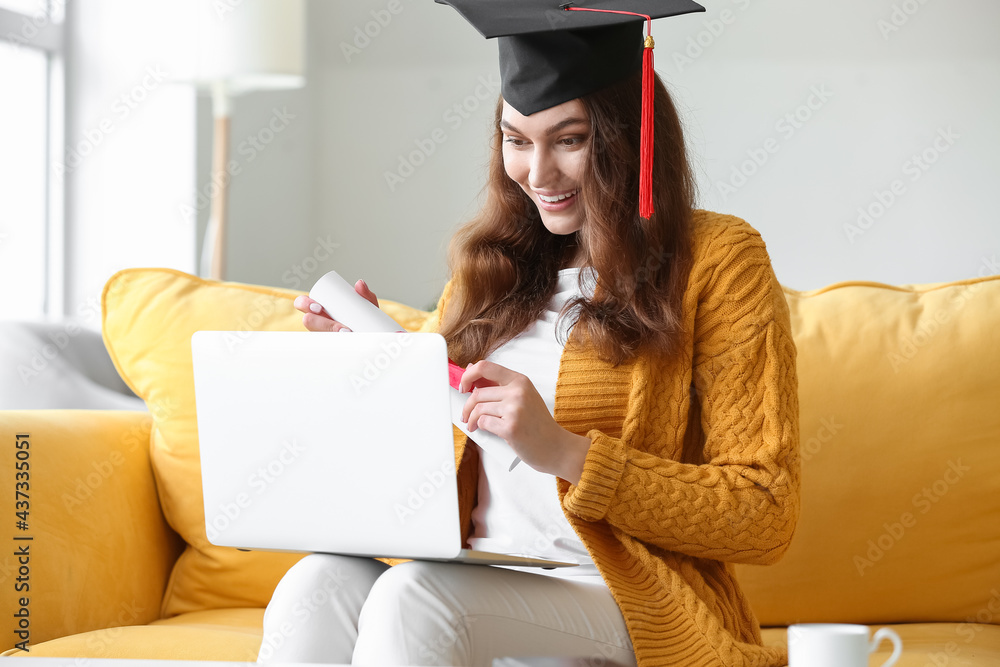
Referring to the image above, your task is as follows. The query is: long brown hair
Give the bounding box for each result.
[439,68,696,367]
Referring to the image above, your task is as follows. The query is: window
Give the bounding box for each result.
[0,1,64,318]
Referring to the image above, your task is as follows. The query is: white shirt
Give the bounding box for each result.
[467,266,603,578]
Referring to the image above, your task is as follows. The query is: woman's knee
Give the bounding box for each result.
[355,562,474,666]
[362,560,453,616]
[260,555,392,663]
[266,554,388,622]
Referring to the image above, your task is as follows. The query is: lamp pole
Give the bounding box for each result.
[207,84,231,281]
[179,0,305,282]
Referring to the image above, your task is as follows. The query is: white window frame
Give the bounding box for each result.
[0,1,65,316]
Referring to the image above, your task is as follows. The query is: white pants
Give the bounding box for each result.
[257,554,637,667]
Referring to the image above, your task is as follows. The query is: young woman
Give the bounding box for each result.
[260,3,800,666]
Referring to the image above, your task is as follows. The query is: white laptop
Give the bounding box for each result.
[191,330,576,569]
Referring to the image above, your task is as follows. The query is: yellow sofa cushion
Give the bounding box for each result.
[736,274,1000,626]
[4,608,264,660]
[101,268,435,618]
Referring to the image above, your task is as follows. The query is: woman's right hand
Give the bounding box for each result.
[292,279,379,332]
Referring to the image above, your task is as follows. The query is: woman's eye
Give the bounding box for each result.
[503,136,527,147]
[559,135,586,147]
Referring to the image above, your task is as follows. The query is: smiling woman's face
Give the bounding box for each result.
[500,98,590,237]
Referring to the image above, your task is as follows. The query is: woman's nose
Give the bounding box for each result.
[528,146,559,190]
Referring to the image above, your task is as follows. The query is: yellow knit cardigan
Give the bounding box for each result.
[415,210,800,667]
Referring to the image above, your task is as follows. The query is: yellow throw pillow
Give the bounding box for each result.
[101,268,435,617]
[736,273,1000,626]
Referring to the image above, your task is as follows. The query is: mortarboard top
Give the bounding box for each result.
[435,0,705,115]
[436,0,705,219]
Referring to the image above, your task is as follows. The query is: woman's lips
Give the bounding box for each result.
[535,189,579,211]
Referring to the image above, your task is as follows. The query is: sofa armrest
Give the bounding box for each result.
[0,410,184,651]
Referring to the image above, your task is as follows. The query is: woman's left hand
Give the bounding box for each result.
[459,360,592,484]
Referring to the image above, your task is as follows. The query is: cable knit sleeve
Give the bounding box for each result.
[561,218,800,565]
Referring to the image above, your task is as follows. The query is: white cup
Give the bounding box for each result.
[788,623,903,667]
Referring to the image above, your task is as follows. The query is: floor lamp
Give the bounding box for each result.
[183,0,306,281]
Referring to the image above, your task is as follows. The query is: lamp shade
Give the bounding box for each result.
[173,0,305,94]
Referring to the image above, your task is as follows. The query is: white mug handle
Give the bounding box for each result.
[870,627,903,667]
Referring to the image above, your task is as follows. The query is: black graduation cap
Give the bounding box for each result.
[436,0,705,219]
[436,0,704,115]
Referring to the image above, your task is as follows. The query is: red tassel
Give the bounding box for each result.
[563,6,655,219]
[639,35,654,220]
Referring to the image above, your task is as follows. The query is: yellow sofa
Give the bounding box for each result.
[2,267,999,665]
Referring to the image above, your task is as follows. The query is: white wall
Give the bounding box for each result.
[661,0,1000,290]
[210,0,1000,308]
